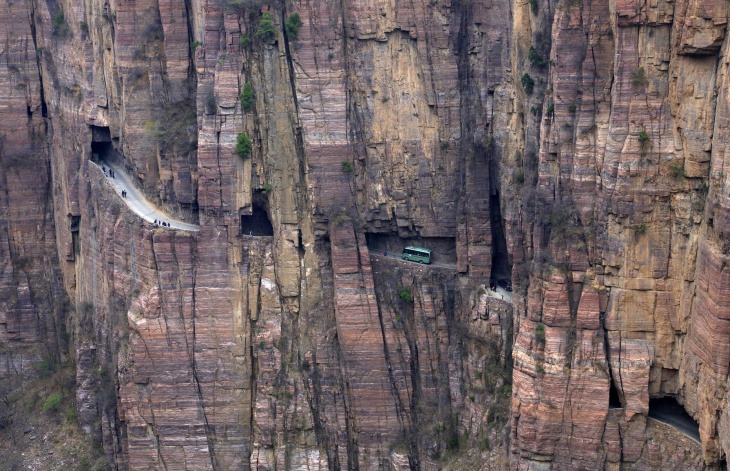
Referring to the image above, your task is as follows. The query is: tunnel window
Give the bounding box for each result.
[240,204,273,236]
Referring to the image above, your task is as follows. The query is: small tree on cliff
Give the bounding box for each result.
[236,133,252,159]
[257,12,276,42]
[241,83,254,112]
[285,13,303,40]
[521,73,535,95]
[52,10,71,38]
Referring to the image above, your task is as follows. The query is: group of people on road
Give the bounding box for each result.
[102,165,116,179]
[102,162,176,229]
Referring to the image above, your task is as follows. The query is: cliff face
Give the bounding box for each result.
[0,0,728,470]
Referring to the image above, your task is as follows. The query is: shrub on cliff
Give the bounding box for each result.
[285,13,303,40]
[397,286,413,303]
[241,83,254,112]
[42,392,63,412]
[632,66,647,85]
[638,129,650,155]
[631,223,647,235]
[521,73,535,95]
[236,133,252,159]
[528,46,545,67]
[52,10,71,38]
[669,163,685,179]
[257,12,276,42]
[206,91,217,114]
[535,323,545,343]
[341,160,354,172]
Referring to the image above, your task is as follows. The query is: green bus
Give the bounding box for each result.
[402,246,432,264]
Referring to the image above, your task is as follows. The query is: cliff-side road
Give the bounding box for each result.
[94,161,200,232]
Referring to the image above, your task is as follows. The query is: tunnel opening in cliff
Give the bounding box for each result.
[240,196,273,237]
[89,125,117,165]
[365,232,456,264]
[489,190,511,280]
[648,396,700,441]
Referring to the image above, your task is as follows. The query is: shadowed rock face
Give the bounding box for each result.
[0,0,728,469]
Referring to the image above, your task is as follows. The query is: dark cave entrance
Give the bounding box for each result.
[489,190,511,280]
[89,125,116,164]
[648,396,700,441]
[609,379,622,409]
[240,193,273,237]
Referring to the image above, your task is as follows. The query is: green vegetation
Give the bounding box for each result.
[638,129,650,155]
[669,163,685,179]
[535,322,545,343]
[240,34,251,47]
[536,362,545,374]
[241,82,254,112]
[206,91,217,114]
[547,103,555,114]
[257,12,276,42]
[341,159,354,172]
[397,286,413,303]
[42,392,63,412]
[285,13,303,40]
[568,103,577,112]
[52,10,71,38]
[528,46,546,67]
[261,183,272,194]
[474,371,482,380]
[236,133,252,159]
[547,206,572,234]
[631,223,647,234]
[521,73,535,95]
[514,170,525,184]
[191,40,202,52]
[529,0,538,14]
[632,66,647,85]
